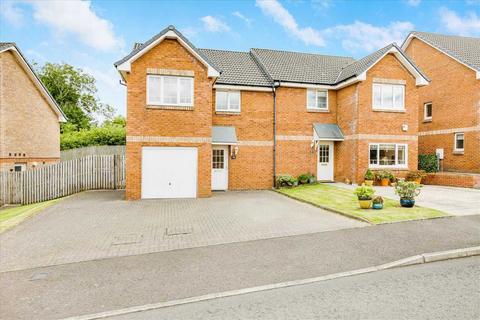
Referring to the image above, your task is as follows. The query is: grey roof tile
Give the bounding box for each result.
[251,48,354,84]
[0,42,15,51]
[198,49,272,87]
[408,31,480,72]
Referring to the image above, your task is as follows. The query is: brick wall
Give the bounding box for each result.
[423,172,480,189]
[405,38,480,173]
[0,51,60,172]
[125,39,214,199]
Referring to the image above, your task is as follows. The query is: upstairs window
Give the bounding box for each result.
[373,83,404,111]
[454,133,464,152]
[424,102,432,121]
[216,91,241,112]
[147,75,194,107]
[307,89,328,110]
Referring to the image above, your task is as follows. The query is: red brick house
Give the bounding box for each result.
[115,25,429,199]
[0,43,66,172]
[402,32,480,173]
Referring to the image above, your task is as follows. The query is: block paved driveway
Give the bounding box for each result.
[0,190,365,272]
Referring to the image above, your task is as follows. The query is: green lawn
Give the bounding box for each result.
[277,183,448,224]
[0,199,61,233]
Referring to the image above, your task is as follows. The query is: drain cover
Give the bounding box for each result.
[112,234,143,245]
[165,227,193,236]
[30,272,48,281]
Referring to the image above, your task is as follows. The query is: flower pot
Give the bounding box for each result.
[400,198,415,208]
[372,203,383,210]
[414,178,422,184]
[358,199,372,209]
[308,177,316,184]
[364,180,374,186]
[380,178,390,186]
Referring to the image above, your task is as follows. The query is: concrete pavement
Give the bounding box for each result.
[1,214,479,319]
[110,256,480,320]
[0,190,364,272]
[333,182,480,216]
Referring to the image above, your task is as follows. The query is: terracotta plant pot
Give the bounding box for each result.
[364,180,374,186]
[414,178,422,184]
[358,199,372,209]
[380,178,390,186]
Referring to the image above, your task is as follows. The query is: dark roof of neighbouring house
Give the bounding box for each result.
[403,31,480,72]
[251,48,354,85]
[198,49,272,87]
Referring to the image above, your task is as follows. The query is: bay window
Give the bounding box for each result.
[216,90,241,112]
[369,143,408,168]
[307,89,328,110]
[147,75,194,107]
[372,83,405,111]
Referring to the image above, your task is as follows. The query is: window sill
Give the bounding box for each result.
[372,108,406,113]
[453,151,464,155]
[369,166,409,170]
[215,111,241,115]
[307,109,329,113]
[146,105,194,111]
[423,118,432,123]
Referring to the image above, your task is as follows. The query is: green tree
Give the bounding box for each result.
[37,63,114,131]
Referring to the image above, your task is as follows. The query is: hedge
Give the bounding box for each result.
[418,154,438,173]
[60,125,126,150]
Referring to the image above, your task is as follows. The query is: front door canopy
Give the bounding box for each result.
[212,126,237,145]
[313,123,344,141]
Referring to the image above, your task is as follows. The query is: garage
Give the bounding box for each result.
[141,147,198,199]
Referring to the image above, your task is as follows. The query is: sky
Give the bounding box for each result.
[1,0,479,118]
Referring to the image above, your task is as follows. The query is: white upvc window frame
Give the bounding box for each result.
[215,90,241,113]
[146,75,194,107]
[368,143,408,169]
[372,83,405,111]
[454,132,464,153]
[424,102,432,121]
[306,89,329,111]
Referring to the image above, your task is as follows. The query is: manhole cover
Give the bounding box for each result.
[165,227,193,236]
[30,272,48,281]
[112,234,143,245]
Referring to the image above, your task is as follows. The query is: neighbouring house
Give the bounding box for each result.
[0,43,66,172]
[115,25,429,199]
[402,32,480,173]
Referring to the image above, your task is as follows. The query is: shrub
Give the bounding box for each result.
[406,170,427,181]
[375,170,393,180]
[60,125,126,150]
[394,181,422,199]
[276,175,297,188]
[298,173,315,184]
[372,196,384,204]
[364,169,375,180]
[418,154,438,173]
[353,185,375,200]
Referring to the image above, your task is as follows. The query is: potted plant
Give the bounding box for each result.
[372,196,384,209]
[307,173,316,184]
[375,170,393,186]
[406,170,427,184]
[353,185,375,209]
[394,181,422,207]
[363,169,375,186]
[298,173,310,185]
[275,175,298,188]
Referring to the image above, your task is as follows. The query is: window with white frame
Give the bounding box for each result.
[454,133,464,152]
[216,90,240,112]
[424,102,432,121]
[307,89,328,110]
[372,83,405,111]
[146,75,194,107]
[369,143,407,168]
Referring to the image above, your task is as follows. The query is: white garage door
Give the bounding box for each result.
[141,147,198,199]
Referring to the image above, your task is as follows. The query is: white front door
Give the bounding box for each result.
[211,146,228,190]
[317,141,334,181]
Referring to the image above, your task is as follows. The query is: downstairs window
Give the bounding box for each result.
[369,143,408,168]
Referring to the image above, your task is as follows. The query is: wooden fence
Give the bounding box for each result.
[61,145,125,161]
[0,155,125,205]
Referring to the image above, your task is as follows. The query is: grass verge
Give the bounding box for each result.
[277,183,448,224]
[0,199,61,233]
